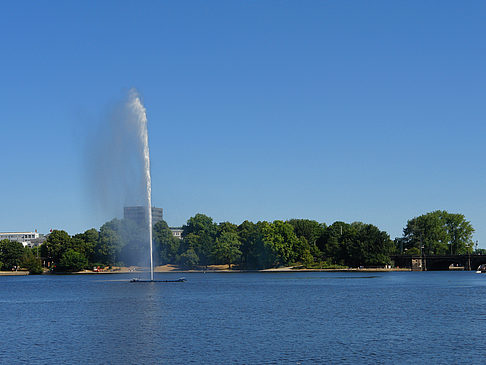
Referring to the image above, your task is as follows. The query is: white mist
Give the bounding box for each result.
[127,89,154,281]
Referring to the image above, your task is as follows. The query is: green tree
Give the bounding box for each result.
[237,220,266,269]
[40,230,71,266]
[218,221,238,234]
[0,239,24,270]
[179,248,199,269]
[317,222,394,267]
[402,211,474,255]
[182,214,218,268]
[317,222,350,263]
[444,212,475,254]
[72,228,99,263]
[21,248,43,274]
[287,219,325,247]
[58,249,88,272]
[261,220,300,267]
[291,236,315,267]
[153,220,180,264]
[182,213,218,237]
[403,247,421,255]
[299,241,315,267]
[213,231,241,269]
[95,219,124,265]
[346,223,394,267]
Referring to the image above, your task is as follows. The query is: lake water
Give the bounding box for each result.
[1,271,486,364]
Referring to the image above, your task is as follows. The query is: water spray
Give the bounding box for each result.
[127,89,154,281]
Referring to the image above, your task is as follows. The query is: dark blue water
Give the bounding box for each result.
[1,272,486,364]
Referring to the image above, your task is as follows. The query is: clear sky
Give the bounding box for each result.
[1,1,485,245]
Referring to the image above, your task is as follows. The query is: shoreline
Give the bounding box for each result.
[1,266,412,276]
[0,271,30,276]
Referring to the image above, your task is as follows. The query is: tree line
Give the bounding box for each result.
[0,210,476,273]
[0,239,43,274]
[396,210,475,255]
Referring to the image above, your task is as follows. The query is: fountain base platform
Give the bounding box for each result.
[130,278,186,283]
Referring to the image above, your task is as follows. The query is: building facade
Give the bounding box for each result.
[169,227,183,239]
[123,206,164,226]
[0,232,45,247]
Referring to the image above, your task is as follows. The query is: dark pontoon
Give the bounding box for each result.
[130,277,186,283]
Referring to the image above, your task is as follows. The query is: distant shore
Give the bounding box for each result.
[0,271,30,276]
[0,264,412,276]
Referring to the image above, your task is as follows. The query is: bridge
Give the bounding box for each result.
[392,254,486,271]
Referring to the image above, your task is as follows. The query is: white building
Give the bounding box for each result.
[170,228,183,239]
[0,232,43,247]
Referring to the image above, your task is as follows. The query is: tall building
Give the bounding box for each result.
[123,206,163,226]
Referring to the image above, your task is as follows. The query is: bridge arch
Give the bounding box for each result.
[392,255,486,271]
[426,258,464,271]
[470,256,486,271]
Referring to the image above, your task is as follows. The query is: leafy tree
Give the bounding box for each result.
[402,211,474,255]
[237,220,266,269]
[95,219,124,265]
[0,239,24,270]
[317,222,350,263]
[40,230,71,266]
[287,219,325,247]
[317,222,394,267]
[299,240,315,267]
[182,214,218,268]
[292,236,314,265]
[179,248,199,269]
[58,249,88,272]
[213,231,241,268]
[403,247,421,255]
[30,245,41,260]
[218,221,238,234]
[444,212,475,254]
[261,221,300,267]
[21,248,43,274]
[182,214,218,237]
[346,223,394,267]
[402,211,448,255]
[153,220,180,264]
[72,228,98,263]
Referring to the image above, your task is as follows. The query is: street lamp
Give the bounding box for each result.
[421,245,426,271]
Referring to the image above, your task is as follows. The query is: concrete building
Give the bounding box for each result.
[0,231,45,247]
[124,206,163,226]
[170,227,183,239]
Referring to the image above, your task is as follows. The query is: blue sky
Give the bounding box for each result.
[1,1,485,245]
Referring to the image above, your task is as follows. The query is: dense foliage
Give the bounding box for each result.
[22,249,43,274]
[398,211,474,255]
[0,239,43,274]
[27,210,477,271]
[150,215,394,269]
[0,239,24,270]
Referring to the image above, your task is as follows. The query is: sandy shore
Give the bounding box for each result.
[0,271,30,276]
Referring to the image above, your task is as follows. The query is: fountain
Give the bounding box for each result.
[127,89,154,281]
[126,89,186,283]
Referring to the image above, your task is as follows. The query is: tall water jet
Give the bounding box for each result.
[127,89,154,281]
